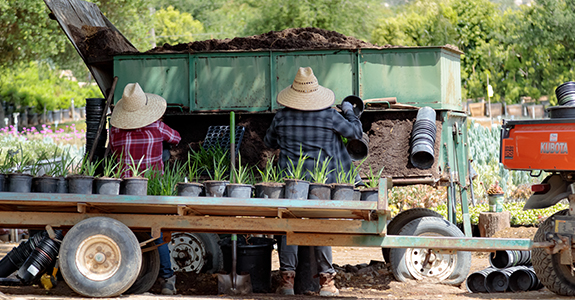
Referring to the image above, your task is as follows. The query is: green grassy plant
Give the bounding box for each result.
[9,146,32,173]
[256,156,283,183]
[336,159,365,184]
[147,162,185,196]
[127,154,147,178]
[100,153,123,178]
[286,145,309,180]
[308,151,332,184]
[208,150,229,181]
[185,153,203,182]
[364,164,384,188]
[231,155,251,184]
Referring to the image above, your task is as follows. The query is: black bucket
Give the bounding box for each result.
[360,188,378,201]
[33,176,58,193]
[226,184,253,198]
[220,237,275,293]
[204,180,228,197]
[410,107,437,169]
[284,179,309,200]
[331,183,355,200]
[0,174,5,192]
[489,250,531,268]
[508,266,543,292]
[254,182,284,199]
[466,267,496,293]
[94,178,121,195]
[8,174,33,193]
[67,175,94,194]
[485,266,526,293]
[122,178,148,195]
[346,132,369,161]
[308,183,331,200]
[176,182,203,196]
[342,95,365,117]
[17,233,62,284]
[56,176,68,193]
[0,232,48,277]
[555,81,575,105]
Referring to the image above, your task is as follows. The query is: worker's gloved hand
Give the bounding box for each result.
[341,101,354,114]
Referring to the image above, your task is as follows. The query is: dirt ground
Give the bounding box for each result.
[1,226,574,300]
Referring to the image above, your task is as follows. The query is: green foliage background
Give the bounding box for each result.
[2,0,574,109]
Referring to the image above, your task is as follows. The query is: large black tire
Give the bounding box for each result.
[532,209,575,295]
[169,232,223,274]
[389,216,471,285]
[59,217,142,297]
[382,208,443,263]
[125,232,160,294]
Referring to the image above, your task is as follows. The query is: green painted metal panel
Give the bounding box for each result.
[113,47,462,112]
[274,52,355,106]
[113,55,189,106]
[194,54,270,111]
[359,48,461,110]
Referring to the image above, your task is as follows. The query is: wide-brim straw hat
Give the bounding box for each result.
[110,83,167,129]
[277,67,335,111]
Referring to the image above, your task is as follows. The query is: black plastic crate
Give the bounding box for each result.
[203,125,245,155]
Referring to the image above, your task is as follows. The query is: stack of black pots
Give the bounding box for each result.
[555,81,575,106]
[85,98,107,161]
[410,106,437,169]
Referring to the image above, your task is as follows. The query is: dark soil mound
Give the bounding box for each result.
[69,25,137,60]
[146,27,387,53]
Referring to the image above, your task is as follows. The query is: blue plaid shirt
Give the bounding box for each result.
[264,107,362,184]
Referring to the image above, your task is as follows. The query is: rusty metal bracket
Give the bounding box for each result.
[278,208,297,219]
[177,205,203,216]
[45,225,62,243]
[139,227,162,247]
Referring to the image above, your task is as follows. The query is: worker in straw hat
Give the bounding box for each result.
[264,67,363,296]
[109,82,180,295]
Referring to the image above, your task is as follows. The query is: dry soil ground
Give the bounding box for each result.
[0,227,574,300]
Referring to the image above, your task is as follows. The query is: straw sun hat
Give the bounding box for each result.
[277,67,335,111]
[110,83,167,129]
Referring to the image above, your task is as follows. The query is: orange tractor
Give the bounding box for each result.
[501,108,575,295]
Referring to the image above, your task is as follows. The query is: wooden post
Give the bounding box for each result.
[479,211,510,237]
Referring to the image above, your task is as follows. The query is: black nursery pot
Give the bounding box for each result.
[67,175,94,194]
[94,178,121,195]
[8,173,33,193]
[176,182,203,197]
[122,177,148,195]
[33,176,58,193]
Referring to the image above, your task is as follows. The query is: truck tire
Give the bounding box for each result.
[389,216,471,285]
[169,232,223,274]
[125,232,160,294]
[532,209,575,295]
[382,208,443,263]
[59,217,142,297]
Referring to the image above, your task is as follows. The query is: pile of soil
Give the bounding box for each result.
[166,110,440,180]
[147,27,387,53]
[69,25,137,60]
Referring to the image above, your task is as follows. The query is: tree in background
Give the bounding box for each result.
[153,6,204,46]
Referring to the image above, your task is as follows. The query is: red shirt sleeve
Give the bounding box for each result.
[157,121,181,145]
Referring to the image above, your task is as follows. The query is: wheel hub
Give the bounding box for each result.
[169,232,206,273]
[405,248,456,280]
[76,235,121,281]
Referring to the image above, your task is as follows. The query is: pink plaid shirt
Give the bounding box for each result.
[110,120,181,178]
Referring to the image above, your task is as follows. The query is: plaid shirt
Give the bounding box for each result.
[110,120,181,178]
[264,107,362,184]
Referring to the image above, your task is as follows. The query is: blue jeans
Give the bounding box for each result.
[278,235,335,274]
[154,233,174,279]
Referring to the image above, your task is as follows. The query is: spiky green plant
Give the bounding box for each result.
[186,152,203,182]
[147,162,185,195]
[231,155,251,184]
[208,150,229,181]
[257,156,283,183]
[286,145,309,180]
[127,154,147,178]
[101,153,123,178]
[364,164,385,188]
[308,151,332,184]
[9,146,32,173]
[336,158,365,185]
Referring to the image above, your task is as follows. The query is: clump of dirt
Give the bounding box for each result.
[147,27,387,53]
[492,226,537,239]
[69,24,137,61]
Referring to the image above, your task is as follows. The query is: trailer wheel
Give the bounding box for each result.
[389,216,470,285]
[125,232,160,294]
[382,208,443,263]
[532,209,575,295]
[59,217,142,297]
[169,232,223,274]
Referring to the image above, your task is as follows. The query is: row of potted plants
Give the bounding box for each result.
[0,144,384,201]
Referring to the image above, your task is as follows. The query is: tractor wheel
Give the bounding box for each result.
[532,209,575,295]
[59,217,142,297]
[389,216,471,285]
[382,208,443,263]
[169,232,223,274]
[125,232,160,294]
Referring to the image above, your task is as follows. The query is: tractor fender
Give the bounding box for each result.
[523,174,569,210]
